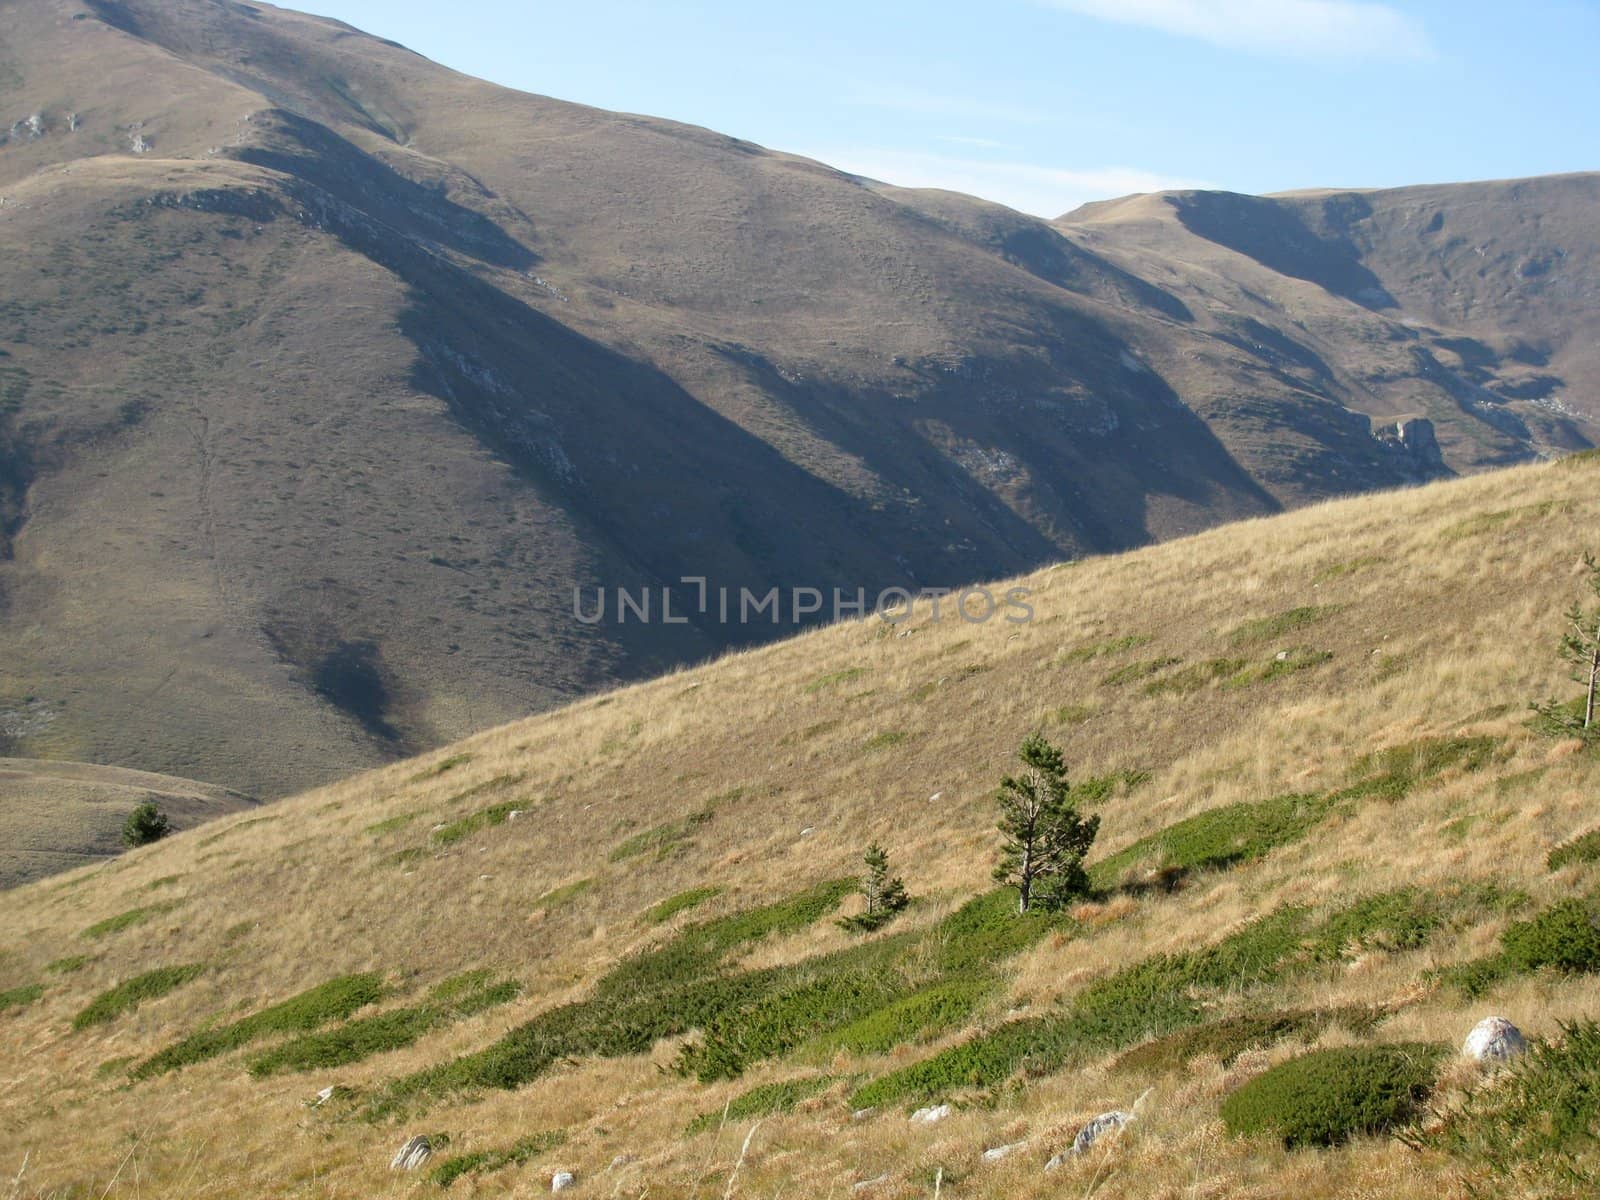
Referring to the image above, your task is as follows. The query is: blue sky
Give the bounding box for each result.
[301,0,1599,217]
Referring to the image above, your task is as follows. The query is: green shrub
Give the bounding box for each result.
[1100,657,1181,686]
[369,881,857,1114]
[73,964,206,1030]
[431,802,519,847]
[1114,1008,1383,1074]
[930,888,1068,975]
[429,1130,565,1187]
[247,975,518,1077]
[1070,770,1150,808]
[1306,888,1446,959]
[1502,899,1600,973]
[364,812,418,836]
[1058,634,1151,663]
[1313,555,1383,582]
[646,886,722,923]
[81,902,176,940]
[411,753,471,781]
[1144,657,1249,696]
[0,982,43,1013]
[1549,829,1600,871]
[45,955,93,975]
[805,667,868,692]
[132,973,385,1078]
[1425,1020,1600,1190]
[195,815,276,847]
[1432,954,1516,999]
[861,730,911,752]
[1089,793,1336,888]
[808,979,994,1059]
[849,1015,1072,1109]
[682,971,908,1081]
[851,891,1458,1110]
[609,810,713,862]
[122,801,171,848]
[1347,736,1499,799]
[1221,1043,1445,1147]
[686,1076,832,1134]
[1225,606,1335,646]
[534,878,594,910]
[1248,647,1334,684]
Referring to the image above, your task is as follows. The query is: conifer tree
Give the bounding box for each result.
[122,801,171,849]
[993,733,1099,913]
[841,841,909,931]
[1533,552,1600,740]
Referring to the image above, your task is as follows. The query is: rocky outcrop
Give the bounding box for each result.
[1374,416,1449,478]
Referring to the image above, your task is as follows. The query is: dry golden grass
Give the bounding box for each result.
[3,456,1600,1197]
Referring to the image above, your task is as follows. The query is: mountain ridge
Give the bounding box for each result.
[0,0,1594,810]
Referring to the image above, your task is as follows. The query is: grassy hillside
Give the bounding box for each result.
[0,757,255,888]
[3,455,1600,1197]
[1,0,1595,816]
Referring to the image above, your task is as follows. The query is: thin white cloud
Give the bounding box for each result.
[847,83,1049,126]
[1043,0,1434,61]
[937,134,1018,150]
[806,147,1213,218]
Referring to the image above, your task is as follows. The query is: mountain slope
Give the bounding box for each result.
[1,0,1596,808]
[0,756,254,886]
[1,455,1598,1197]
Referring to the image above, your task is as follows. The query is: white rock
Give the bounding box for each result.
[1464,1016,1528,1065]
[389,1135,432,1170]
[799,826,814,837]
[312,1086,335,1106]
[1047,1111,1134,1166]
[982,1141,1025,1162]
[852,1174,888,1191]
[508,809,525,820]
[929,792,943,803]
[851,1107,877,1122]
[909,1104,952,1125]
[608,1154,634,1169]
[552,1170,577,1191]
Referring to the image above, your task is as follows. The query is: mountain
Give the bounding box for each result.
[0,0,1596,808]
[2,454,1597,1197]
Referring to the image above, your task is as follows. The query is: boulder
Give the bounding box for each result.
[389,1135,432,1171]
[909,1104,952,1125]
[982,1141,1025,1162]
[1046,1111,1135,1168]
[1464,1016,1528,1065]
[552,1170,577,1191]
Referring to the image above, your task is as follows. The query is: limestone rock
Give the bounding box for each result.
[1046,1111,1135,1168]
[390,1135,432,1171]
[982,1141,1025,1162]
[552,1170,577,1191]
[1464,1016,1527,1065]
[909,1104,952,1125]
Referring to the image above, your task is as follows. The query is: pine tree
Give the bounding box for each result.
[1533,552,1600,740]
[841,842,909,931]
[122,801,171,849]
[993,733,1099,914]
